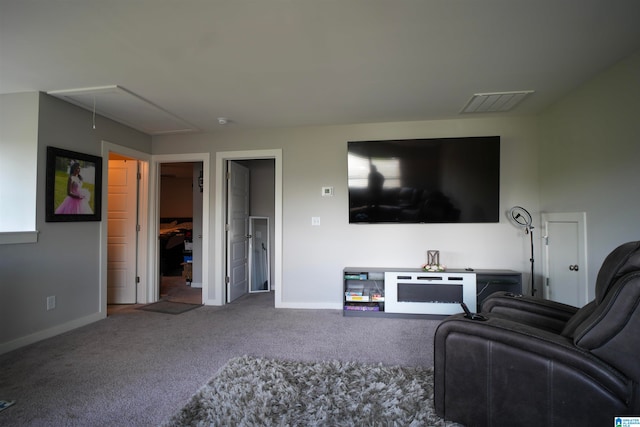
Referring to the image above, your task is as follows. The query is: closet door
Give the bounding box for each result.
[107,159,138,304]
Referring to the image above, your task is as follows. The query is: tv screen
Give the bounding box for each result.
[348,136,500,224]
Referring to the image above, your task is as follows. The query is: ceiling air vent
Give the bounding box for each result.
[461,90,534,114]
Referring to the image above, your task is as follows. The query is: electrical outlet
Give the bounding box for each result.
[46,295,56,311]
[311,217,321,226]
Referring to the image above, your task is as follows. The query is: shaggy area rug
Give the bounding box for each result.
[163,355,461,426]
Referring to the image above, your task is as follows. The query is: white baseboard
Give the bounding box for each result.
[275,301,343,310]
[200,297,341,310]
[0,311,105,355]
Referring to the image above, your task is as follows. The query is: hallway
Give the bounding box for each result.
[159,275,202,304]
[107,275,201,316]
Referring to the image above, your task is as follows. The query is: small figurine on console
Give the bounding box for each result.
[422,250,446,272]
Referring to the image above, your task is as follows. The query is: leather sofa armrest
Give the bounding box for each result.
[434,314,633,426]
[480,291,578,332]
[435,314,629,395]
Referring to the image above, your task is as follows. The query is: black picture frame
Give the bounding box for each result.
[45,146,103,222]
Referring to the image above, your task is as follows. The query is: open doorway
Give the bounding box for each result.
[214,149,282,307]
[225,159,275,303]
[151,153,210,305]
[158,162,203,304]
[100,141,150,317]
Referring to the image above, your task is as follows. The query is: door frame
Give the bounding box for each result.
[541,212,589,304]
[150,153,210,304]
[214,149,282,306]
[100,141,151,315]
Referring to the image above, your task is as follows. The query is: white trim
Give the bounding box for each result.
[151,153,210,304]
[277,301,343,310]
[215,149,283,307]
[0,311,103,356]
[100,141,151,315]
[0,231,39,245]
[136,160,150,303]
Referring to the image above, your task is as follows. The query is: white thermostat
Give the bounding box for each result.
[322,186,334,197]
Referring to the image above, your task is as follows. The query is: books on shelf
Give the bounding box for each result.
[344,303,380,311]
[345,294,369,302]
[345,289,384,302]
[345,283,364,293]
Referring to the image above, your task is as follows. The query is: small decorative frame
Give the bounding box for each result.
[427,250,440,266]
[45,146,103,222]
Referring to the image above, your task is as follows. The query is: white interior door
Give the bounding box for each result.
[107,159,138,304]
[226,161,250,303]
[542,212,588,306]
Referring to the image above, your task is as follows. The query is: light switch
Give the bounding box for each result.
[311,217,321,226]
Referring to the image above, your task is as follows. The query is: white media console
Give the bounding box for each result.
[384,271,476,315]
[344,267,522,318]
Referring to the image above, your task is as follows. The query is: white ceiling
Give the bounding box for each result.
[2,0,640,135]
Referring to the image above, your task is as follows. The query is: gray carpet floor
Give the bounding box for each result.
[0,292,441,426]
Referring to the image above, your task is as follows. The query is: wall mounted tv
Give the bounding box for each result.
[348,136,500,224]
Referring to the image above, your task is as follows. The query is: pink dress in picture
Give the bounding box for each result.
[55,176,93,214]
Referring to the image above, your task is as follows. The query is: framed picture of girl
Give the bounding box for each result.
[45,147,103,222]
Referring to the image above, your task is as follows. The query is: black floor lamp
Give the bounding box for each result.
[508,206,536,296]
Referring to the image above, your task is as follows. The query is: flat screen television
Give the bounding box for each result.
[348,136,500,224]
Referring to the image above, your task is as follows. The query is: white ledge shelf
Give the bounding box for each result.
[0,231,39,245]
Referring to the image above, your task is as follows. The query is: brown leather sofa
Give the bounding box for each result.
[434,241,640,426]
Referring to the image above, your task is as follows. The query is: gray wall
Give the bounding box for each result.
[160,175,193,218]
[151,52,639,309]
[1,50,638,353]
[0,93,150,351]
[539,50,640,291]
[153,117,541,306]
